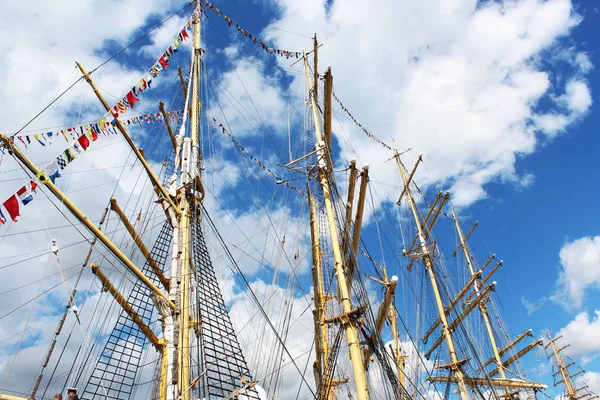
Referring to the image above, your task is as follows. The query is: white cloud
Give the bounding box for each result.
[563,80,593,114]
[558,310,600,358]
[264,0,592,207]
[575,52,594,73]
[555,236,600,308]
[521,296,547,315]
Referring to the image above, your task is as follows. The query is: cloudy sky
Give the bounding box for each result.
[1,0,599,398]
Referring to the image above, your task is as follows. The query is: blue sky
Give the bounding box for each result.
[1,0,600,398]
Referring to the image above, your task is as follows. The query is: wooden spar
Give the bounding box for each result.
[362,276,398,367]
[347,165,369,289]
[393,149,470,400]
[160,101,178,152]
[323,67,333,151]
[406,192,449,271]
[546,330,579,399]
[75,62,178,215]
[452,220,478,257]
[178,67,188,98]
[308,192,332,399]
[90,264,162,349]
[110,198,170,290]
[425,283,496,359]
[427,376,547,390]
[0,395,28,400]
[481,254,496,270]
[176,3,202,398]
[178,66,192,119]
[304,52,370,399]
[397,155,422,205]
[465,260,503,303]
[478,329,533,371]
[0,134,175,310]
[313,35,318,103]
[452,208,512,392]
[341,159,358,255]
[402,193,443,268]
[488,340,543,377]
[422,271,483,344]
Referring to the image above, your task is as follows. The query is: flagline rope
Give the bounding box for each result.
[210,116,306,197]
[331,89,393,151]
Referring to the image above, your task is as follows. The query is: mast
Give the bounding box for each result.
[164,2,203,399]
[394,151,470,400]
[304,39,370,399]
[545,331,598,400]
[451,207,511,394]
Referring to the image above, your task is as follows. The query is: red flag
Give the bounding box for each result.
[88,128,99,142]
[126,91,139,106]
[159,55,170,68]
[3,195,20,222]
[78,134,90,150]
[181,29,189,40]
[228,19,233,26]
[29,180,38,193]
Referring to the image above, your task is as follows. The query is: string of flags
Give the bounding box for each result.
[16,110,183,148]
[331,91,393,151]
[109,9,199,121]
[210,117,306,197]
[0,108,181,227]
[13,9,198,185]
[0,181,37,225]
[202,0,302,59]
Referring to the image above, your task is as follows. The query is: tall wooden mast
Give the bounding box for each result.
[546,331,598,400]
[451,207,511,394]
[304,38,370,400]
[393,150,470,400]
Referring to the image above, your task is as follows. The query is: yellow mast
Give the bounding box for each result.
[393,150,470,400]
[304,44,370,399]
[451,207,511,394]
[546,331,579,400]
[308,193,333,400]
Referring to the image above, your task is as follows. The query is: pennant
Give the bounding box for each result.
[181,28,189,40]
[159,54,170,68]
[99,118,107,130]
[46,161,61,183]
[34,134,46,146]
[64,148,76,163]
[88,127,99,142]
[56,155,67,170]
[17,185,33,206]
[72,143,83,154]
[0,207,6,225]
[126,91,139,106]
[3,195,20,222]
[77,134,90,150]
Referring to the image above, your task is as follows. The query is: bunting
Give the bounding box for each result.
[15,110,183,148]
[331,91,393,151]
[202,0,302,60]
[109,8,199,120]
[210,117,305,197]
